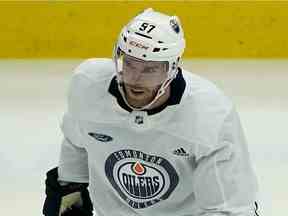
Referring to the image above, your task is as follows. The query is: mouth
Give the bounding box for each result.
[130,89,145,95]
[127,86,145,95]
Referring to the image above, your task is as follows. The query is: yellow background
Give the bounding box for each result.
[1,1,288,58]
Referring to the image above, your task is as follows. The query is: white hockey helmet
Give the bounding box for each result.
[113,8,186,110]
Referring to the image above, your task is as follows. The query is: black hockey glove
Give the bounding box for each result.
[42,167,93,216]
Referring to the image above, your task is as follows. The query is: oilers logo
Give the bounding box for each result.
[105,149,179,209]
[119,161,164,199]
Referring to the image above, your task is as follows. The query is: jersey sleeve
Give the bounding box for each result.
[57,113,89,183]
[193,108,259,216]
[57,58,113,183]
[57,61,93,183]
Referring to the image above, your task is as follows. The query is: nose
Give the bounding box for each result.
[129,69,143,83]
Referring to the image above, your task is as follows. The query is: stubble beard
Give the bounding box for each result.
[124,85,159,109]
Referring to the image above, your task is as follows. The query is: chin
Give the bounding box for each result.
[127,97,152,108]
[129,100,147,108]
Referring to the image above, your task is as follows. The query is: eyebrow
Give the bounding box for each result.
[124,55,167,69]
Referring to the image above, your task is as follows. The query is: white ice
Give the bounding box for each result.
[0,59,287,215]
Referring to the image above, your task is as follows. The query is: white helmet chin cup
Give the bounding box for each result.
[113,8,186,110]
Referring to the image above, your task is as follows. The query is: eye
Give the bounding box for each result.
[142,67,157,74]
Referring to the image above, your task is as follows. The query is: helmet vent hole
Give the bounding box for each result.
[123,36,127,42]
[158,41,164,44]
[153,48,160,53]
[143,54,146,58]
[128,49,132,53]
[162,48,168,51]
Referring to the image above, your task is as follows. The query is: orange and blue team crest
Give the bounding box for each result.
[105,149,179,209]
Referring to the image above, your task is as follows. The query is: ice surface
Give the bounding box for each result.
[0,59,287,215]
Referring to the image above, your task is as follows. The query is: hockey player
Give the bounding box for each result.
[43,8,259,216]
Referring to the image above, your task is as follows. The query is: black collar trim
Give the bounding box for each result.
[108,68,186,115]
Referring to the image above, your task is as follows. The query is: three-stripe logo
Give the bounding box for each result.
[173,148,189,156]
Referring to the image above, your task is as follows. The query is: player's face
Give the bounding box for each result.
[122,55,168,108]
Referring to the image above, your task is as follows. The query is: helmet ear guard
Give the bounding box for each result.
[113,8,186,110]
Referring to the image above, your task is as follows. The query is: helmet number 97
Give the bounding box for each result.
[139,22,156,34]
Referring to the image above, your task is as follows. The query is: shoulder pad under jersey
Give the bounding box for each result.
[67,58,116,114]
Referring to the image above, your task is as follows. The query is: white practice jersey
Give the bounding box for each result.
[58,58,258,216]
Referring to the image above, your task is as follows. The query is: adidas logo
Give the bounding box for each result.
[173,148,189,156]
